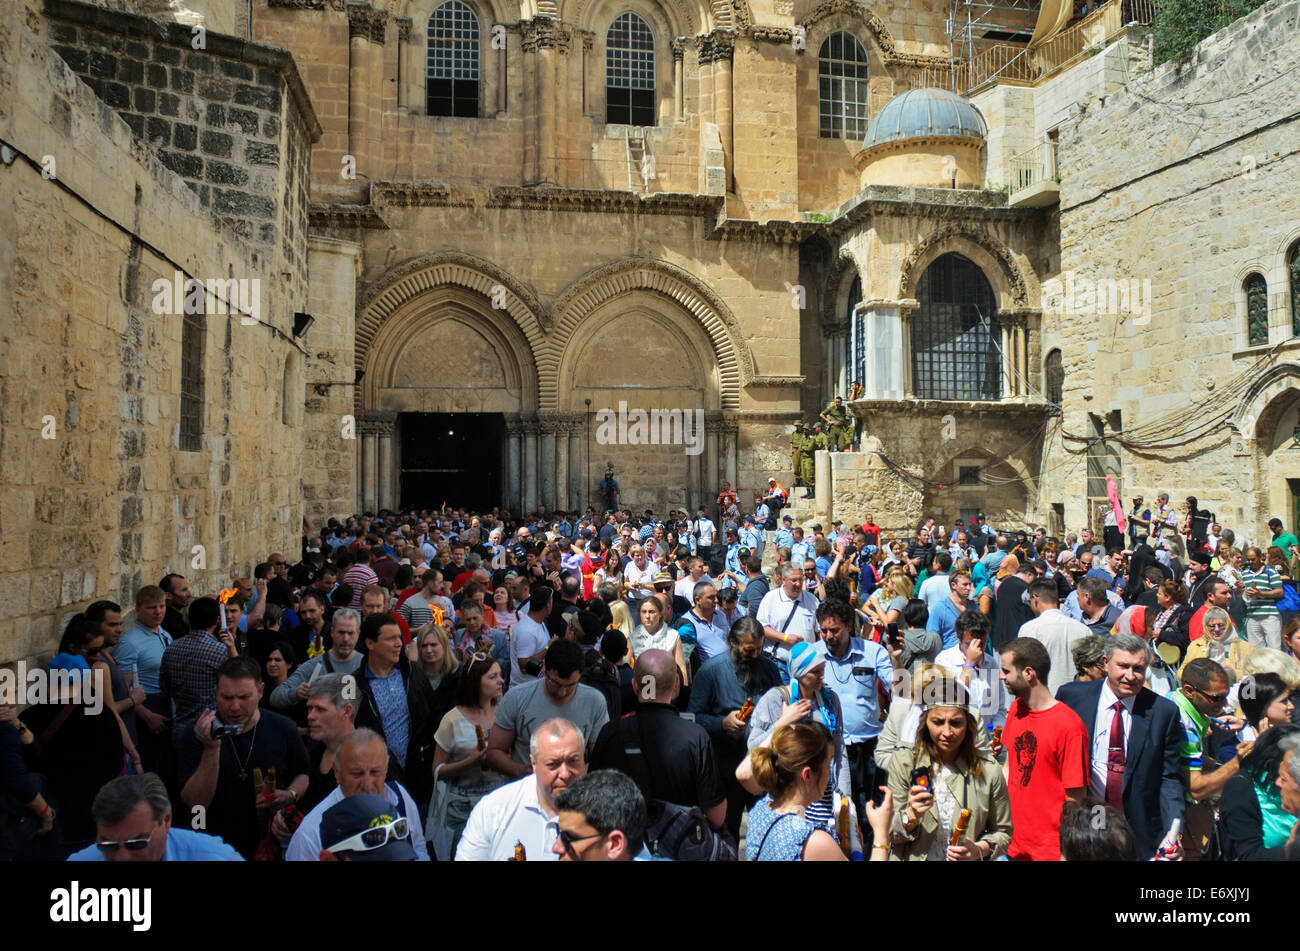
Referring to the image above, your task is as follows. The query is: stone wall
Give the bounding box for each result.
[0,0,311,666]
[1040,0,1300,541]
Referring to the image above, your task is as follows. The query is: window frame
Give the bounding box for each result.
[426,0,482,119]
[605,11,657,127]
[817,31,870,141]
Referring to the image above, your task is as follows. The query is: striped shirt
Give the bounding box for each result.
[343,564,379,608]
[1240,566,1282,617]
[397,593,452,630]
[1170,689,1207,785]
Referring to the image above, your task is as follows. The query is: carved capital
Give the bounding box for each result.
[521,17,572,54]
[671,36,687,60]
[346,3,387,42]
[395,16,412,43]
[697,30,735,64]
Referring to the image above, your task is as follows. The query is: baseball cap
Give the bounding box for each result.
[320,794,416,861]
[832,520,842,526]
[768,478,777,484]
[811,524,823,532]
[782,515,792,523]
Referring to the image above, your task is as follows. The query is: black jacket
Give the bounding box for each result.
[992,577,1032,650]
[1215,772,1285,861]
[580,647,622,721]
[1055,680,1185,859]
[352,654,437,805]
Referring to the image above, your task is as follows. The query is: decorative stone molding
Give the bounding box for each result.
[705,412,730,434]
[749,27,794,42]
[746,375,806,387]
[897,223,1030,306]
[356,251,549,384]
[822,248,860,330]
[357,409,396,435]
[395,16,412,42]
[347,3,387,42]
[269,0,326,8]
[543,257,754,410]
[671,36,687,60]
[1230,362,1300,442]
[697,30,735,64]
[366,182,721,219]
[582,30,594,51]
[521,17,573,54]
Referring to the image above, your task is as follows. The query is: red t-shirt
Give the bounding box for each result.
[1001,698,1090,861]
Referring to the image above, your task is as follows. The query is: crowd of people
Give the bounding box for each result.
[6,486,1300,862]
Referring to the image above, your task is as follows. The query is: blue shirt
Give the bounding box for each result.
[740,527,764,554]
[112,623,173,694]
[754,503,770,524]
[68,828,244,861]
[816,638,892,743]
[925,598,963,651]
[815,555,833,578]
[721,544,744,589]
[790,541,813,565]
[773,528,794,551]
[366,667,411,769]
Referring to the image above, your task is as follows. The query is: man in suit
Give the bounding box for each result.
[1056,632,1185,860]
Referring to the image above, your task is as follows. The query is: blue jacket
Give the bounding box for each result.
[687,652,782,749]
[1055,680,1185,859]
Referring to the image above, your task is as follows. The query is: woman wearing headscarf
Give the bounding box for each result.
[1181,607,1252,684]
[971,562,996,619]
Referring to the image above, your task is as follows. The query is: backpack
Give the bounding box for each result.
[1279,579,1300,614]
[617,716,737,861]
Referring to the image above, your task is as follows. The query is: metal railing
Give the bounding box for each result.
[1008,141,1058,194]
[944,0,1161,94]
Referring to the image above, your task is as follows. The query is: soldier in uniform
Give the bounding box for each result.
[819,395,852,452]
[790,422,808,488]
[803,423,829,498]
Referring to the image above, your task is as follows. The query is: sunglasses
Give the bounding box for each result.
[96,826,158,853]
[327,816,409,854]
[1192,686,1230,704]
[556,827,604,856]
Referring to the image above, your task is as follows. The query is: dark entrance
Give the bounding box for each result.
[399,413,504,511]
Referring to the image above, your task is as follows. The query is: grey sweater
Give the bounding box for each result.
[270,651,365,709]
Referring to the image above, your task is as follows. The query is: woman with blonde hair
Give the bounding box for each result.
[862,569,913,631]
[745,722,893,862]
[886,679,1012,861]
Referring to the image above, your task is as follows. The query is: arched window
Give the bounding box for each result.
[427,1,480,118]
[1245,272,1268,347]
[606,12,655,126]
[911,253,1000,401]
[1289,242,1300,339]
[1045,348,1063,405]
[818,32,869,140]
[846,275,863,387]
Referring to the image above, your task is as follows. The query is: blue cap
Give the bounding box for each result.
[320,794,416,862]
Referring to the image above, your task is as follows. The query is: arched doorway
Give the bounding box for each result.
[1254,387,1300,536]
[361,289,538,512]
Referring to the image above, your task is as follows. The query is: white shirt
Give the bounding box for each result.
[755,586,820,652]
[286,781,429,861]
[509,615,550,688]
[675,574,713,602]
[455,775,560,861]
[1089,681,1135,802]
[695,518,716,546]
[1017,609,1092,697]
[623,559,657,594]
[933,645,1008,728]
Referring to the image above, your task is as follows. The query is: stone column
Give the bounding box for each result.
[506,416,524,516]
[375,412,396,510]
[497,25,509,115]
[900,300,918,398]
[358,410,388,513]
[858,300,911,400]
[346,7,370,179]
[710,32,734,192]
[522,18,569,185]
[522,417,539,515]
[539,425,556,513]
[671,38,685,121]
[687,439,702,514]
[722,413,739,492]
[1000,321,1014,398]
[704,413,723,505]
[568,424,582,512]
[394,17,411,111]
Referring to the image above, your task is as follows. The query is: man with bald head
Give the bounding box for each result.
[286,728,429,861]
[590,649,727,830]
[457,718,587,861]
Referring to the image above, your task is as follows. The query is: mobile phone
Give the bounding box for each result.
[910,765,932,791]
[886,622,904,648]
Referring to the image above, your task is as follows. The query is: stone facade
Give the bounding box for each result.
[0,0,315,666]
[1039,0,1300,541]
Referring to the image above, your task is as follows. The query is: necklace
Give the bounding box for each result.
[229,722,259,782]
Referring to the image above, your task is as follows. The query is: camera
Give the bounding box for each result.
[209,720,244,740]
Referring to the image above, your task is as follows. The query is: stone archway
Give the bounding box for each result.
[1233,365,1300,535]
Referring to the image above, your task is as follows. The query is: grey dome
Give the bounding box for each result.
[861,88,988,150]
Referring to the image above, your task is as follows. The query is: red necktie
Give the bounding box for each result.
[1105,700,1126,810]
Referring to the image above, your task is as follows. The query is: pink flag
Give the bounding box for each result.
[1106,475,1127,534]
